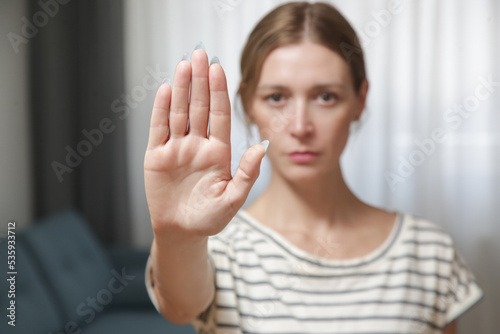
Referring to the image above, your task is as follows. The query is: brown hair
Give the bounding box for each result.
[237,1,366,116]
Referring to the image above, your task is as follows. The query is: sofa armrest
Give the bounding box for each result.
[106,245,155,310]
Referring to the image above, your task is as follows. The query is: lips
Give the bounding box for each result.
[288,151,318,163]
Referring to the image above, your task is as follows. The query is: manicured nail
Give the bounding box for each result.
[181,52,190,62]
[210,56,220,66]
[259,140,270,155]
[194,41,205,51]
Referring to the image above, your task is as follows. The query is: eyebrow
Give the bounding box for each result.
[256,83,348,92]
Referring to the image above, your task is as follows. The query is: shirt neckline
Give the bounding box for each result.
[236,210,404,269]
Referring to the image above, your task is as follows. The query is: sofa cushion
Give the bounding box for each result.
[106,245,154,309]
[22,209,114,322]
[0,236,64,334]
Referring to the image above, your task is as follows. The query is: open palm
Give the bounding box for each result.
[144,48,266,237]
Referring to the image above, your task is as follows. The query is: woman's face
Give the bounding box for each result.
[249,42,368,182]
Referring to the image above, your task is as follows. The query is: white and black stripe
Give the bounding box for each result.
[144,212,482,333]
[188,212,482,334]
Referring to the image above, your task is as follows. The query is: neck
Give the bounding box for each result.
[249,164,368,231]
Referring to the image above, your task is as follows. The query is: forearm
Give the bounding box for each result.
[150,229,214,324]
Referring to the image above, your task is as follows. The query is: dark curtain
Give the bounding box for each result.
[29,0,130,245]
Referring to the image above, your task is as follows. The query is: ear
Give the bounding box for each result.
[353,79,369,121]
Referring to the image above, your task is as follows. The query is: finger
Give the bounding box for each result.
[169,60,191,138]
[147,83,172,149]
[208,61,231,144]
[224,142,268,209]
[188,49,210,137]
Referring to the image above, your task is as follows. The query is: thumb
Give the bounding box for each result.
[224,140,269,209]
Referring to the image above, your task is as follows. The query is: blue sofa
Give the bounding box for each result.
[0,209,196,334]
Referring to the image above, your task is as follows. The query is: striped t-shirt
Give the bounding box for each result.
[146,211,482,334]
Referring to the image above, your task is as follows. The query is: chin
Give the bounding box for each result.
[280,164,331,184]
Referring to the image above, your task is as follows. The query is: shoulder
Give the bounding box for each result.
[402,212,450,235]
[399,213,484,323]
[399,213,455,254]
[391,213,460,278]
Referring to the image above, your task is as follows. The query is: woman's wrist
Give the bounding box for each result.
[153,222,209,250]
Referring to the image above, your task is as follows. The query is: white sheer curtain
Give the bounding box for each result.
[124,1,499,332]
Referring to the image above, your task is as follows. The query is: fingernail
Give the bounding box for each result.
[194,41,205,51]
[259,140,270,155]
[181,52,190,62]
[210,56,220,66]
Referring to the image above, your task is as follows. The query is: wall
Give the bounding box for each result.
[0,0,33,233]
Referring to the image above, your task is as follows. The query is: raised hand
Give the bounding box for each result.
[144,47,267,237]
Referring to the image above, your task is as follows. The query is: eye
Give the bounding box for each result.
[267,93,282,102]
[265,93,286,107]
[317,92,337,104]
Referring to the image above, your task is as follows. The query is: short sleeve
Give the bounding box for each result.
[444,247,483,324]
[144,255,161,313]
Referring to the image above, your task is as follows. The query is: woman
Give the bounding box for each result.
[144,2,482,333]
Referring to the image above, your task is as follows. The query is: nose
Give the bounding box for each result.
[289,99,313,138]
